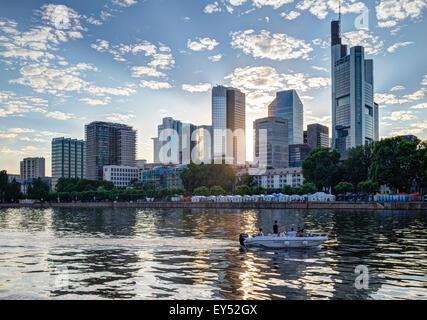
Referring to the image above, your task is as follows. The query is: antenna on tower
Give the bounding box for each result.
[339,0,342,24]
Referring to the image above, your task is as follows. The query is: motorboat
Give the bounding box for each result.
[239,233,328,249]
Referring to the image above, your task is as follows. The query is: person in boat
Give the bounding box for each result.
[288,228,297,237]
[257,228,264,236]
[300,228,307,237]
[273,221,279,236]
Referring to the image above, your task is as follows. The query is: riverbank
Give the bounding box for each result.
[0,201,426,210]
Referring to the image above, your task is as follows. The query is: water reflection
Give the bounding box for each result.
[0,208,425,300]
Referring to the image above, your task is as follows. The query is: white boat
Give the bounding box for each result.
[239,233,328,249]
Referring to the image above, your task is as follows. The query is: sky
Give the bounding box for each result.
[0,0,426,176]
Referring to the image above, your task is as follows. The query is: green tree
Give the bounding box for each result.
[335,182,354,194]
[236,174,256,187]
[4,179,22,203]
[235,185,251,195]
[28,178,50,201]
[210,186,225,196]
[252,186,266,195]
[194,186,210,196]
[370,137,421,193]
[358,180,379,194]
[298,182,317,195]
[343,144,374,190]
[302,147,341,191]
[282,185,298,195]
[0,170,8,203]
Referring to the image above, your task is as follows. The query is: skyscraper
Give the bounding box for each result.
[212,85,246,164]
[85,122,136,181]
[268,90,303,145]
[254,117,289,169]
[331,18,379,157]
[51,137,84,189]
[20,157,45,181]
[307,124,330,149]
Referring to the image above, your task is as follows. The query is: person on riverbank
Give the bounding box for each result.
[257,228,264,236]
[273,221,279,236]
[288,228,297,237]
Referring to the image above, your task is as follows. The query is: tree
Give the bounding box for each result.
[0,170,8,203]
[4,179,22,203]
[335,182,354,194]
[282,185,298,195]
[302,147,341,191]
[343,144,374,190]
[370,137,421,193]
[252,186,266,195]
[416,140,427,194]
[298,182,317,195]
[236,174,256,188]
[28,178,50,201]
[210,186,225,196]
[235,185,251,195]
[358,180,379,194]
[194,186,210,196]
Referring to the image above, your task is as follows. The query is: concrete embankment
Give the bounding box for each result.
[0,202,426,210]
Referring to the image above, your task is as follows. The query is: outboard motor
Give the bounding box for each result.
[239,233,249,246]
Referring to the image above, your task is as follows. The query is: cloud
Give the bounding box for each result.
[230,29,313,61]
[8,128,35,134]
[79,97,111,106]
[130,66,166,78]
[281,10,301,20]
[390,85,406,92]
[410,102,427,109]
[208,54,223,62]
[0,133,17,139]
[342,30,385,55]
[112,0,138,7]
[187,37,219,51]
[182,83,212,93]
[106,113,135,122]
[376,0,427,28]
[46,111,75,120]
[0,91,48,118]
[139,80,172,90]
[296,0,366,20]
[389,121,427,136]
[383,110,415,121]
[253,0,294,9]
[312,66,328,72]
[421,75,427,86]
[387,41,414,53]
[204,2,222,14]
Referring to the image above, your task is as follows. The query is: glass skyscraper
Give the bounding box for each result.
[85,122,136,181]
[51,138,84,189]
[212,85,246,164]
[268,90,303,145]
[331,19,379,158]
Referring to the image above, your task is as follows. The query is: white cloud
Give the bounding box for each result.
[187,37,219,51]
[410,102,427,109]
[130,66,166,78]
[342,30,385,55]
[281,10,301,20]
[390,85,406,92]
[230,29,313,60]
[253,0,294,9]
[421,75,427,86]
[383,110,415,121]
[8,128,35,134]
[387,41,414,53]
[296,0,366,20]
[208,54,223,62]
[312,66,328,72]
[376,0,427,28]
[182,83,212,93]
[139,80,172,90]
[80,97,111,106]
[106,113,135,122]
[204,2,222,14]
[112,0,138,7]
[46,111,75,120]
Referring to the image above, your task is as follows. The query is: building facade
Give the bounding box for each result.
[51,137,84,189]
[103,165,139,188]
[252,167,304,189]
[85,122,136,181]
[307,124,330,149]
[212,85,246,164]
[253,117,289,169]
[140,165,185,190]
[331,19,379,158]
[289,144,312,168]
[20,157,45,182]
[268,90,303,145]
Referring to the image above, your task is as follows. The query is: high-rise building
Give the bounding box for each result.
[193,125,212,163]
[254,117,289,169]
[20,157,45,181]
[212,85,246,164]
[153,117,197,164]
[331,18,379,158]
[268,90,303,145]
[51,137,84,189]
[303,130,308,144]
[307,124,330,149]
[289,144,312,168]
[85,122,136,181]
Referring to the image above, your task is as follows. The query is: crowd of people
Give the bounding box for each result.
[257,221,309,238]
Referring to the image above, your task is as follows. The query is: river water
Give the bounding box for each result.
[0,207,426,300]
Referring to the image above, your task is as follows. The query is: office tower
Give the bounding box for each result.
[20,157,45,181]
[374,102,379,142]
[103,165,139,188]
[85,122,136,181]
[212,85,246,164]
[153,117,197,164]
[307,124,330,149]
[254,117,289,169]
[303,131,308,144]
[51,137,84,189]
[331,17,379,158]
[289,144,312,168]
[268,90,303,145]
[193,125,212,163]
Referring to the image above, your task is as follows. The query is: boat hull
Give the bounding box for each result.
[243,236,328,249]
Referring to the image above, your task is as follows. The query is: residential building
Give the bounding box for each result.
[85,122,136,181]
[20,157,45,182]
[331,18,379,158]
[307,124,330,149]
[212,85,246,164]
[253,117,289,169]
[140,164,185,190]
[289,144,312,168]
[252,167,304,189]
[268,90,303,145]
[7,174,21,183]
[51,137,84,189]
[103,165,139,188]
[21,177,52,194]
